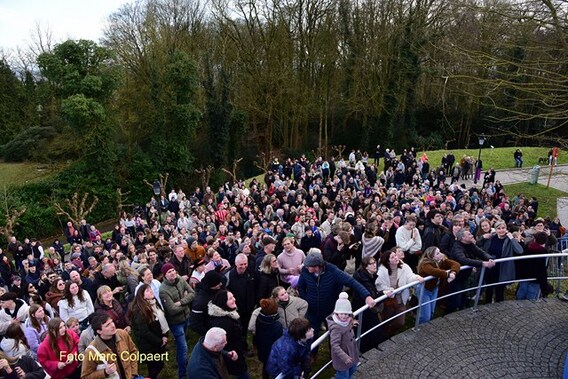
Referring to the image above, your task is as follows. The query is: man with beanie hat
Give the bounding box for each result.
[0,291,29,336]
[189,270,225,336]
[298,249,375,349]
[327,292,359,378]
[159,263,196,379]
[186,236,206,262]
[255,298,283,379]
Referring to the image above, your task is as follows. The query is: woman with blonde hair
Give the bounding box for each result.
[416,246,460,324]
[117,258,139,303]
[94,285,130,331]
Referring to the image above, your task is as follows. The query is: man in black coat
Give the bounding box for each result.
[225,253,256,354]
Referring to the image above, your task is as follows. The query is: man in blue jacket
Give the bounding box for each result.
[187,327,237,379]
[297,249,376,343]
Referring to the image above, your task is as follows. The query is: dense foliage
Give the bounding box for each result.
[0,0,567,238]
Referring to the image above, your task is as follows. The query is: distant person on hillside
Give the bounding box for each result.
[514,149,523,168]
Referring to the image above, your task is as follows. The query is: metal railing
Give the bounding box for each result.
[277,248,568,379]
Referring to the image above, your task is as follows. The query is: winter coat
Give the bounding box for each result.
[375,263,417,304]
[516,241,549,293]
[481,236,523,282]
[187,337,229,379]
[352,268,381,310]
[94,299,129,329]
[131,308,167,354]
[418,258,461,291]
[0,299,29,335]
[225,268,256,322]
[249,295,308,334]
[24,319,48,354]
[255,312,283,363]
[159,275,195,325]
[256,270,281,303]
[207,303,248,375]
[0,354,46,379]
[326,315,359,372]
[267,330,312,379]
[449,241,491,268]
[37,329,80,379]
[80,329,139,379]
[189,284,220,336]
[297,262,370,321]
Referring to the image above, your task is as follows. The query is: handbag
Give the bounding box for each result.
[85,345,120,379]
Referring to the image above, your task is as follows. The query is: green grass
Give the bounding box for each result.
[503,182,568,219]
[0,162,64,187]
[418,147,565,171]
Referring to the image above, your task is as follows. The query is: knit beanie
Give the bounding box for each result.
[260,298,278,316]
[202,270,224,288]
[333,292,352,314]
[161,263,175,276]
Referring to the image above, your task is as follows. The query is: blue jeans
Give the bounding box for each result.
[169,320,189,379]
[335,363,357,379]
[517,282,540,300]
[418,285,438,324]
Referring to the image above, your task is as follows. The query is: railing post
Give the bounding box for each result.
[356,310,364,353]
[473,266,486,310]
[414,283,425,330]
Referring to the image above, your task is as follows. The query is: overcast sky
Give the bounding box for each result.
[0,0,128,52]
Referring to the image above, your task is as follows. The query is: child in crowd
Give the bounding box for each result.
[326,292,359,379]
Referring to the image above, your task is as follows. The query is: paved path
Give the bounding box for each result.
[454,164,568,226]
[356,299,568,379]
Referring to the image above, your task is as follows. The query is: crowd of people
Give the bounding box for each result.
[0,146,567,379]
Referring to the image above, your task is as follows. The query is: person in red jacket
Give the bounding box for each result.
[37,317,80,379]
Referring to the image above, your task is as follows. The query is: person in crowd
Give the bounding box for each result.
[352,256,385,352]
[375,248,424,337]
[80,312,139,379]
[361,222,385,260]
[249,286,308,335]
[516,232,551,300]
[78,313,96,354]
[117,258,139,303]
[416,246,460,324]
[129,283,169,379]
[135,266,163,308]
[190,268,226,336]
[207,290,250,379]
[187,327,237,379]
[256,236,277,273]
[66,317,80,336]
[0,350,46,379]
[58,281,94,331]
[514,149,523,168]
[267,317,314,379]
[190,258,207,289]
[94,285,130,331]
[479,220,523,303]
[169,245,193,282]
[159,262,195,379]
[1,322,33,359]
[37,317,81,379]
[69,270,97,304]
[24,304,50,355]
[0,292,29,336]
[254,298,283,379]
[298,249,376,346]
[422,209,447,250]
[93,264,124,300]
[327,292,359,379]
[395,215,423,272]
[277,237,305,288]
[257,254,281,302]
[225,253,256,355]
[204,248,231,274]
[447,229,495,313]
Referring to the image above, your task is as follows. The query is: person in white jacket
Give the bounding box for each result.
[58,281,94,330]
[395,215,423,272]
[375,249,423,337]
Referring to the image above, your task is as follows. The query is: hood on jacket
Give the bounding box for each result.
[207,302,240,320]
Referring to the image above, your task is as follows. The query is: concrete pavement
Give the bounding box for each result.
[356,299,568,379]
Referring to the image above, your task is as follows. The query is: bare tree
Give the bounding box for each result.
[143,173,170,197]
[54,192,99,226]
[195,165,214,191]
[0,187,26,242]
[116,188,133,222]
[221,157,243,183]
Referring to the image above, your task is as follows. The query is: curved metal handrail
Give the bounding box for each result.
[298,251,568,379]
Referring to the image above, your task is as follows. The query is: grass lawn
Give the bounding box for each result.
[0,162,65,187]
[503,182,568,219]
[418,147,565,170]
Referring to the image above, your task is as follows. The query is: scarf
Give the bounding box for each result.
[332,314,350,328]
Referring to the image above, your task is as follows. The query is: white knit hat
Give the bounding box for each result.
[334,292,352,314]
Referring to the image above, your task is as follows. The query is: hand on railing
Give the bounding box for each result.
[447,272,456,283]
[365,296,376,308]
[482,259,495,268]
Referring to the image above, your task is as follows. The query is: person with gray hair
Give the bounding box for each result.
[187,327,238,378]
[447,229,495,313]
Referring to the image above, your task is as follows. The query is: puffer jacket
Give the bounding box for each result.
[267,330,312,379]
[326,315,359,372]
[159,275,195,324]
